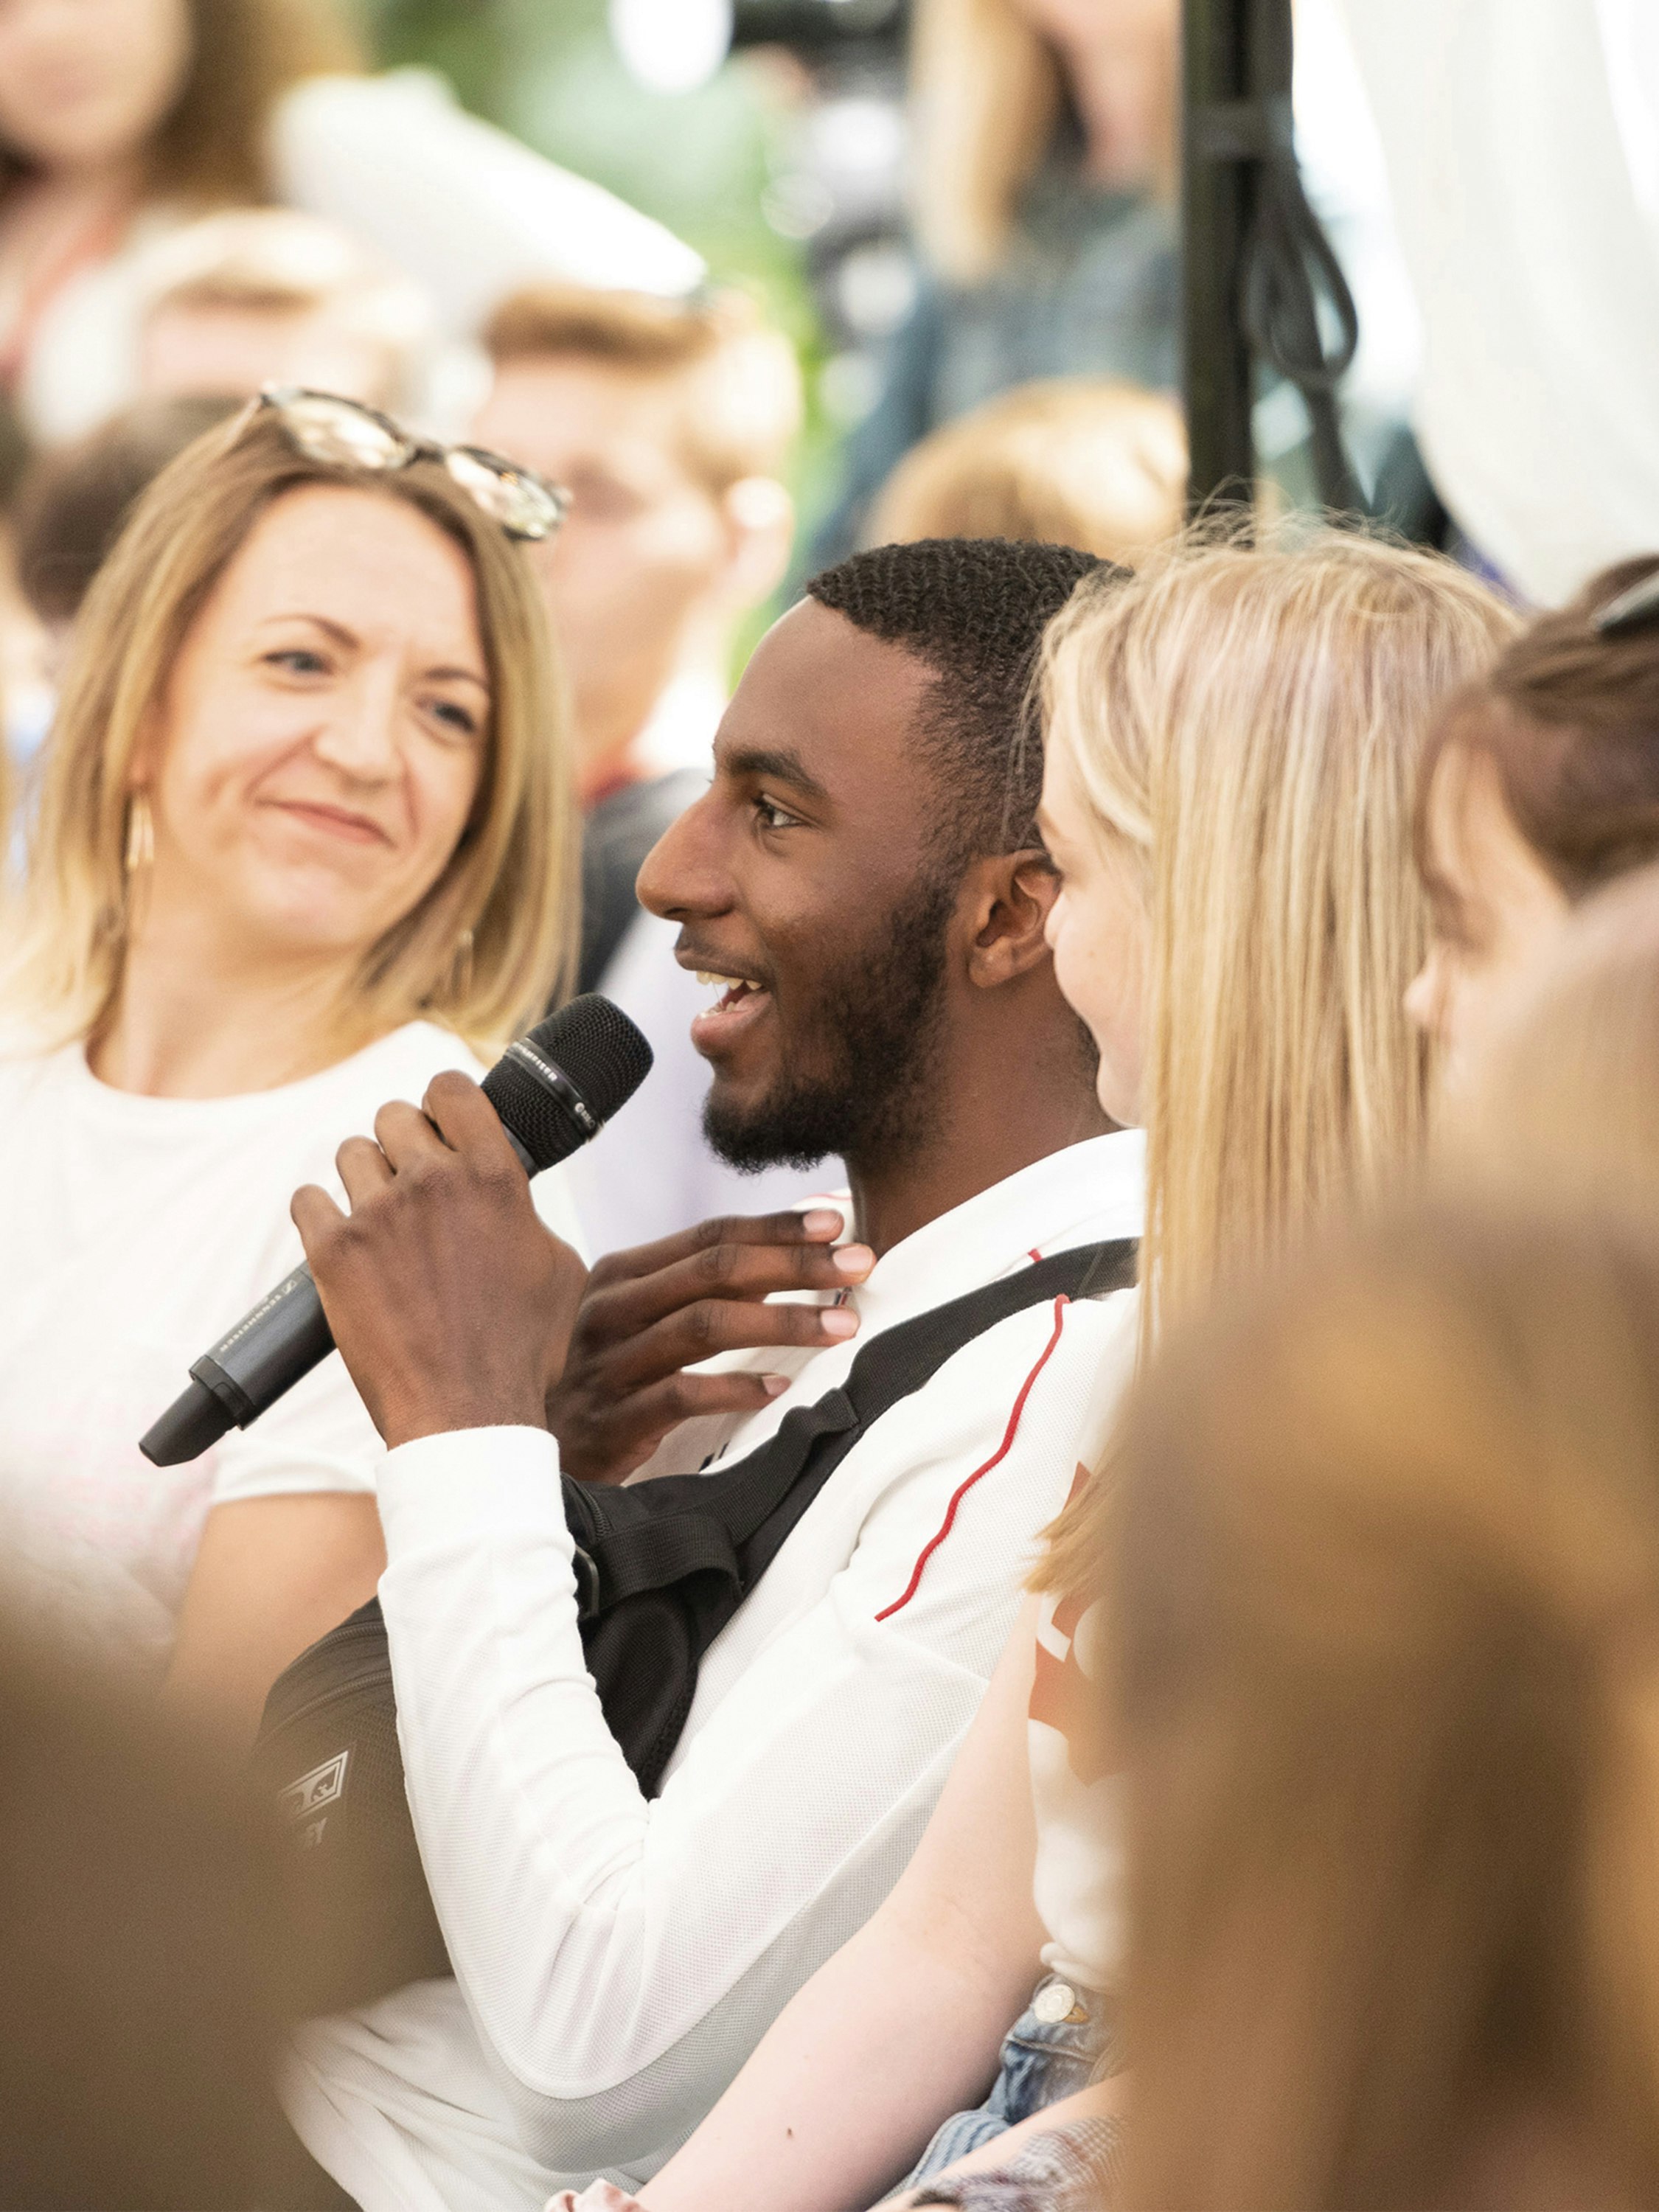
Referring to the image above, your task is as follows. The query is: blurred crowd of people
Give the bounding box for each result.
[2,1,1659,2209]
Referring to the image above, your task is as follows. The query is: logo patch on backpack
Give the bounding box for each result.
[279,1748,349,1849]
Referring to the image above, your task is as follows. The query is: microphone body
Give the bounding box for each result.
[141,998,652,1468]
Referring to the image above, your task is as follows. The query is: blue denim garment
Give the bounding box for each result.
[904,1975,1115,2188]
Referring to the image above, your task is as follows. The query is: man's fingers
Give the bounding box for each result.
[372,1096,448,1171]
[568,1368,796,1484]
[335,1133,394,1206]
[589,1207,848,1291]
[599,1294,859,1394]
[595,1229,872,1334]
[421,1068,525,1170]
[291,1180,347,1257]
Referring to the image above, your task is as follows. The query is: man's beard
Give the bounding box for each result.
[703,871,956,1174]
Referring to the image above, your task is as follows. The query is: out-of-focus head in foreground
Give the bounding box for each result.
[0,1618,298,2210]
[1408,553,1659,1083]
[1115,1203,1659,2212]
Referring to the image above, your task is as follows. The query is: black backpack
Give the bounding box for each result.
[251,1239,1135,2017]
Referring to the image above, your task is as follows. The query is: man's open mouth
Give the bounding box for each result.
[689,969,773,1055]
[695,970,765,1014]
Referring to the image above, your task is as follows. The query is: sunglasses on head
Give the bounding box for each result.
[251,386,570,543]
[1594,567,1659,639]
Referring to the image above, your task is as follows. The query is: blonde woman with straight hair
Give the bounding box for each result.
[0,393,580,1742]
[608,529,1514,2212]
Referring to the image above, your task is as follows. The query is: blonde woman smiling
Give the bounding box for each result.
[627,530,1513,2212]
[0,393,577,1739]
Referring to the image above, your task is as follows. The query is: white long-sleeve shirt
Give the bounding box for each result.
[282,1132,1144,2212]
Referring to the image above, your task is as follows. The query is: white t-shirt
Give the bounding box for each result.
[1340,0,1659,603]
[0,1020,582,1678]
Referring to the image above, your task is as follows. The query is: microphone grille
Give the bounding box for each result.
[524,994,654,1123]
[482,994,653,1172]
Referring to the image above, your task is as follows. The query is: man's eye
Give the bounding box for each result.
[753,794,799,832]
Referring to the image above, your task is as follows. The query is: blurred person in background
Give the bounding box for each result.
[0,1613,336,2210]
[867,375,1186,562]
[0,394,580,1742]
[0,0,702,454]
[473,282,825,1248]
[5,211,431,785]
[1113,1201,1659,2211]
[1340,0,1659,603]
[13,392,240,660]
[133,207,430,416]
[1408,556,1659,1087]
[625,530,1512,2212]
[821,0,1179,559]
[7,393,239,807]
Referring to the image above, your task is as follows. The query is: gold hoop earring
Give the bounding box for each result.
[124,792,154,874]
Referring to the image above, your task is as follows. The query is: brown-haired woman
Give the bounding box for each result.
[0,0,700,448]
[0,392,580,1742]
[1408,554,1659,1084]
[1114,1200,1659,2211]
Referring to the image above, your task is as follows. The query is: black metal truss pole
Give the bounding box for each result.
[1182,0,1365,519]
[1182,0,1257,515]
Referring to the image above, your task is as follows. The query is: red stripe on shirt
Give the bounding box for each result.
[874,1294,1072,1623]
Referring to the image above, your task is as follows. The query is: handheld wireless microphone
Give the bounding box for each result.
[139,995,653,1469]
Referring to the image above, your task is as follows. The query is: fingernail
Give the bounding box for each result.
[821,1308,860,1338]
[832,1244,874,1278]
[762,1374,789,1397]
[801,1208,843,1237]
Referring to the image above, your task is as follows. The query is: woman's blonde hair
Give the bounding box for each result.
[908,0,1175,285]
[1037,527,1516,1590]
[7,408,577,1054]
[1114,1201,1659,2210]
[0,0,359,208]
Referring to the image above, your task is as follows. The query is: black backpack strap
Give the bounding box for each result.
[563,1237,1137,1614]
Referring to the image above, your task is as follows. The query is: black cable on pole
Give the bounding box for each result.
[1183,0,1364,518]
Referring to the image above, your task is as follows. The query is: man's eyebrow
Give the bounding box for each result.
[720,745,831,804]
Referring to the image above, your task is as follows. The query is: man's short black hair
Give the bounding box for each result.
[804,536,1109,866]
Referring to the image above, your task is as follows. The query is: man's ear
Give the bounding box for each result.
[718,476,794,613]
[963,849,1058,989]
